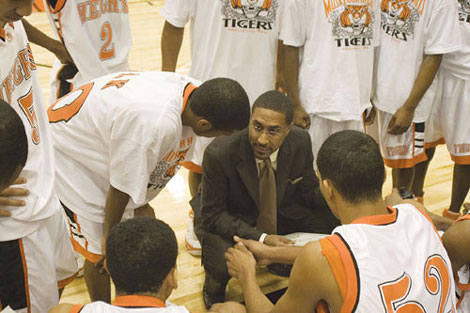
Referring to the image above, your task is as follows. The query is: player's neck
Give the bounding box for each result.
[181,102,196,127]
[337,197,390,225]
[115,291,168,302]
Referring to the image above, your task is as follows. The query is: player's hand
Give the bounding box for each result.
[210,302,247,313]
[263,234,294,247]
[0,177,29,217]
[275,71,286,94]
[364,106,376,126]
[387,105,414,135]
[225,244,257,283]
[234,236,272,266]
[293,106,311,129]
[95,237,109,275]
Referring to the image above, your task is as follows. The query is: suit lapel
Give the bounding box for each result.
[236,131,260,208]
[276,138,292,207]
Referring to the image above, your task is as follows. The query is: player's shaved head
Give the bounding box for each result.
[252,90,294,125]
[317,130,384,204]
[190,78,250,131]
[0,99,28,190]
[106,217,178,295]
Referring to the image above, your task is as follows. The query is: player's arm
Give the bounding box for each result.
[442,219,470,275]
[161,21,184,72]
[235,237,302,265]
[282,43,309,129]
[101,186,130,256]
[21,19,73,64]
[387,54,442,135]
[275,40,285,93]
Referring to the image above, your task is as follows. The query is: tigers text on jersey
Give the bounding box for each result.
[373,0,461,123]
[441,0,470,80]
[48,72,199,223]
[69,296,190,313]
[329,203,456,312]
[0,21,58,241]
[161,0,283,103]
[44,0,131,90]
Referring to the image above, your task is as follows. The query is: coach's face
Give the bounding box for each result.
[0,0,33,26]
[249,107,291,160]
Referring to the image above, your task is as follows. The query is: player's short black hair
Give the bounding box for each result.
[106,217,178,295]
[190,78,250,131]
[0,99,28,189]
[252,91,293,125]
[317,130,384,204]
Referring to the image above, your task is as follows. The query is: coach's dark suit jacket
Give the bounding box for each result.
[200,126,334,243]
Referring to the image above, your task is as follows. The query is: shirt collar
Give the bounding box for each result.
[256,149,279,168]
[112,295,166,308]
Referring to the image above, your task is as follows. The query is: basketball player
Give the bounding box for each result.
[48,71,250,303]
[0,7,77,311]
[23,0,131,103]
[280,0,381,163]
[212,130,457,313]
[443,212,470,313]
[160,0,285,255]
[373,0,461,196]
[49,217,191,313]
[417,0,470,218]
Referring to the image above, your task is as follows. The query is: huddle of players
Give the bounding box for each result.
[1,0,469,311]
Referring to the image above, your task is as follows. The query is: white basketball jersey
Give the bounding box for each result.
[43,0,131,89]
[0,22,58,241]
[69,296,190,313]
[456,213,470,313]
[331,203,456,312]
[48,72,199,223]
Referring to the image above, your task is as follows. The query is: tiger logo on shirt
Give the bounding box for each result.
[220,0,278,31]
[327,2,375,48]
[381,0,420,40]
[339,5,372,35]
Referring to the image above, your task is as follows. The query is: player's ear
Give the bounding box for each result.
[168,267,178,290]
[322,179,335,201]
[195,118,212,132]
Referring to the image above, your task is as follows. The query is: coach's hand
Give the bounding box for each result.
[263,234,294,247]
[0,177,29,217]
[225,244,257,284]
[387,105,414,135]
[210,302,247,313]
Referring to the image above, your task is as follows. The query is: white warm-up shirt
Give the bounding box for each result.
[280,0,381,121]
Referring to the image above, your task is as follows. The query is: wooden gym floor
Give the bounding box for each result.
[24,1,460,311]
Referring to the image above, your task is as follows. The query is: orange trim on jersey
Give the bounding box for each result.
[47,0,67,14]
[324,234,360,313]
[182,161,203,174]
[424,138,445,149]
[0,23,13,42]
[71,237,101,263]
[450,154,470,165]
[351,207,397,226]
[182,83,197,113]
[19,239,32,313]
[383,151,428,169]
[57,271,79,289]
[320,237,347,299]
[113,295,166,308]
[69,304,84,313]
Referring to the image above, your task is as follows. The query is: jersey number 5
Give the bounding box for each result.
[378,254,453,313]
[18,88,40,145]
[99,22,115,60]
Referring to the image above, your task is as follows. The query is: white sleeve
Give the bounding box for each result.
[279,0,306,47]
[109,112,179,205]
[424,0,461,55]
[160,0,191,28]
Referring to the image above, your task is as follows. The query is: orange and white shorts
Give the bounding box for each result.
[377,109,427,168]
[425,70,470,165]
[63,205,134,264]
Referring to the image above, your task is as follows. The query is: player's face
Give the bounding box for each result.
[249,107,291,160]
[0,0,33,26]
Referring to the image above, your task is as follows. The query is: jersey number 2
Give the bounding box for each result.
[99,22,115,60]
[378,255,453,313]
